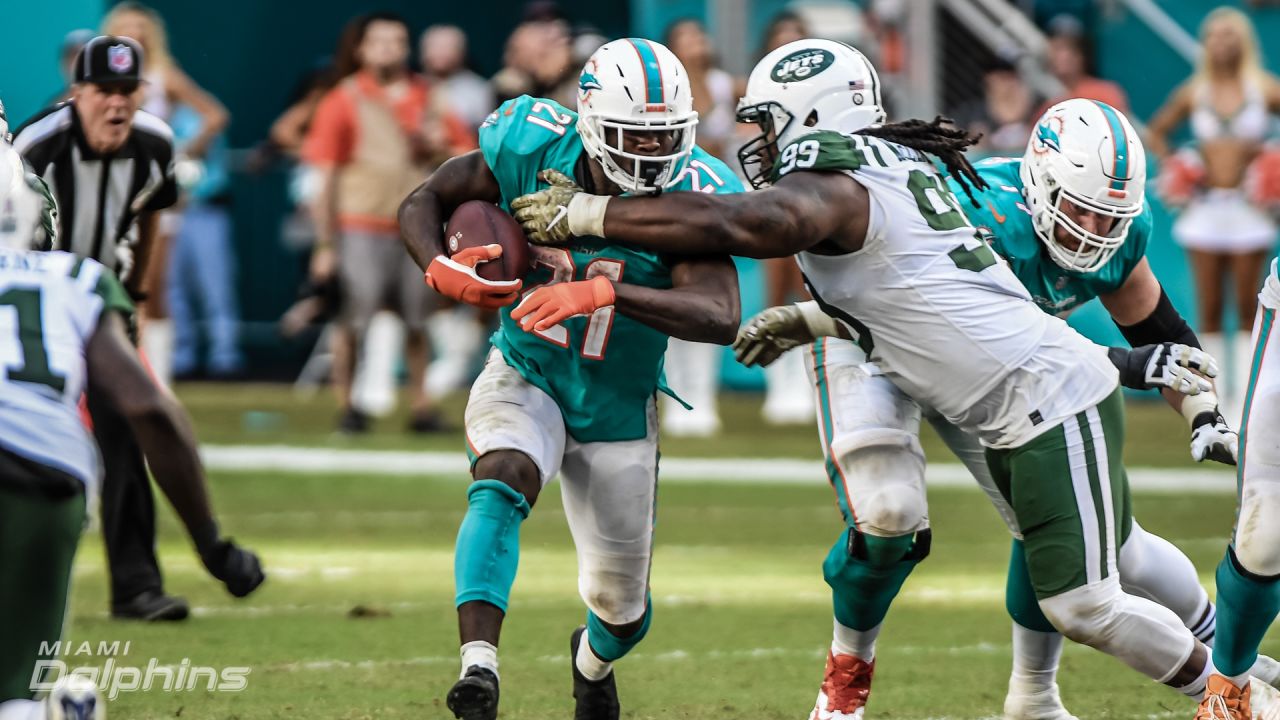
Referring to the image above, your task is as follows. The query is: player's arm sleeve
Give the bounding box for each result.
[1114,287,1199,348]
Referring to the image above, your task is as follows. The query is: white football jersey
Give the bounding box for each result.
[788,132,1118,448]
[0,249,131,491]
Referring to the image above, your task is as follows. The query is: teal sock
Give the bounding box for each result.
[454,480,531,611]
[1006,538,1057,633]
[825,529,925,632]
[1213,546,1280,676]
[585,599,652,662]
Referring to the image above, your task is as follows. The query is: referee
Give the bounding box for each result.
[13,35,186,621]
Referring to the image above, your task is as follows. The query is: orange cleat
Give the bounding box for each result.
[809,650,874,720]
[1196,674,1251,720]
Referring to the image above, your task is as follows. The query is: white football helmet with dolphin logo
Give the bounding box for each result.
[576,38,698,194]
[1021,98,1146,273]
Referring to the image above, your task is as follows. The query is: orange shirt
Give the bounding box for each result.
[304,71,473,233]
[1037,77,1130,119]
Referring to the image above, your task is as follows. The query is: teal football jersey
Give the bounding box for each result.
[949,157,1153,316]
[478,95,743,442]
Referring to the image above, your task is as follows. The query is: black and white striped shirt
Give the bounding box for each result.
[13,102,178,284]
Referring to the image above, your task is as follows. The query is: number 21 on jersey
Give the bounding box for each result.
[520,249,622,360]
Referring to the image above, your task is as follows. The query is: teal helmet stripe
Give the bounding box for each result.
[627,38,664,104]
[1093,101,1130,192]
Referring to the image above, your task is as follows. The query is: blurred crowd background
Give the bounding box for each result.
[2,0,1279,435]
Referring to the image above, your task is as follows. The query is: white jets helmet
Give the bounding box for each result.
[737,38,885,188]
[576,38,698,194]
[0,143,54,251]
[1021,99,1146,273]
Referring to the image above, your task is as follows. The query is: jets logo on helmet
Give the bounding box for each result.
[1020,99,1146,273]
[736,39,885,189]
[576,39,698,195]
[769,48,835,83]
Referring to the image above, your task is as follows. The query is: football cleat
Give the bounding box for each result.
[1003,683,1078,720]
[570,625,620,720]
[1196,674,1251,720]
[44,675,105,720]
[809,650,874,720]
[446,665,499,720]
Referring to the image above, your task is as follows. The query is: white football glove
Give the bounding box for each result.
[1190,416,1238,466]
[1109,342,1217,395]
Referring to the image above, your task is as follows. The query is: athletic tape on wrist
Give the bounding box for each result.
[568,194,610,238]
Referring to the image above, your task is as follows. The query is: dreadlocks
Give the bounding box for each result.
[858,116,988,207]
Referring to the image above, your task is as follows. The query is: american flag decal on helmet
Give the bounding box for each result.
[848,80,866,90]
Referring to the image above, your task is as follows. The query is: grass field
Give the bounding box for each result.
[51,385,1270,719]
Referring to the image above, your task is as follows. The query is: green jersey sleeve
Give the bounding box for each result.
[770,130,867,182]
[93,268,134,317]
[479,95,580,210]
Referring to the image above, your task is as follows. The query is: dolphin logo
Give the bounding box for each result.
[579,71,603,94]
[1035,120,1062,153]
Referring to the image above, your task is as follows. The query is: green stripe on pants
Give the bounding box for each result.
[0,485,85,701]
[985,389,1130,599]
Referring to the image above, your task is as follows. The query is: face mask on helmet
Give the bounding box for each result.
[1038,184,1140,272]
[736,100,795,189]
[580,113,697,194]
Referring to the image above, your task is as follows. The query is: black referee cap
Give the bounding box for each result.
[74,36,144,86]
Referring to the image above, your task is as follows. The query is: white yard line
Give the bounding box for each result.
[201,444,1238,493]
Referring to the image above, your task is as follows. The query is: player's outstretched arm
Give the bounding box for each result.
[86,312,265,597]
[398,149,500,271]
[1101,258,1237,464]
[515,169,865,258]
[613,255,741,344]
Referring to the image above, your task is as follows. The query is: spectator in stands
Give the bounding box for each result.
[658,17,743,437]
[491,22,544,103]
[1035,17,1128,117]
[420,25,494,129]
[303,12,470,433]
[755,9,815,426]
[952,57,1037,156]
[167,104,242,380]
[1147,6,1280,425]
[104,1,231,387]
[532,20,578,109]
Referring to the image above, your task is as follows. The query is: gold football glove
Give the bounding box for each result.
[511,169,584,246]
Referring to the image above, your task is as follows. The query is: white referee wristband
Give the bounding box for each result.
[567,193,610,238]
[1181,390,1220,428]
[796,301,842,339]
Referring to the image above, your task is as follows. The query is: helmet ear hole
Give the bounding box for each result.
[804,110,819,127]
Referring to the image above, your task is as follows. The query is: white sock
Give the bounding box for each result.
[1248,654,1280,688]
[1226,670,1252,690]
[0,699,43,720]
[1178,657,1213,699]
[832,618,879,661]
[460,640,498,679]
[575,628,613,681]
[1009,623,1063,693]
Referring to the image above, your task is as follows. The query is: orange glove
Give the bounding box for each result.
[425,244,522,309]
[511,275,616,332]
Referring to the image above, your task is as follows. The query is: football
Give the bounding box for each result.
[444,200,532,283]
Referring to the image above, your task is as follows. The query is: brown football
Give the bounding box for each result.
[443,201,532,282]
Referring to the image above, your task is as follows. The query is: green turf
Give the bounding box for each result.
[39,385,1249,718]
[56,466,1259,719]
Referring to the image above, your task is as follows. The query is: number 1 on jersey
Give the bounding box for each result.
[0,287,67,393]
[525,101,574,136]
